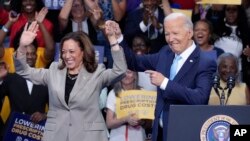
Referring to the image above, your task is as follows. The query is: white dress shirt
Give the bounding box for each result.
[160,41,196,90]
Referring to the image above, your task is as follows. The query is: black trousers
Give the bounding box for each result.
[157,125,163,141]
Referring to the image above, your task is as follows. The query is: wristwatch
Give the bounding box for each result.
[1,26,9,33]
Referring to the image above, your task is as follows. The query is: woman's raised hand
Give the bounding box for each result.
[19,21,39,47]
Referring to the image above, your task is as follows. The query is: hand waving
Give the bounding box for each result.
[88,3,103,22]
[19,21,39,47]
[35,7,48,24]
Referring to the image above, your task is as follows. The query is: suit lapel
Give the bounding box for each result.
[162,52,175,78]
[174,47,200,82]
[69,67,92,102]
[19,76,30,96]
[58,68,69,109]
[18,76,32,110]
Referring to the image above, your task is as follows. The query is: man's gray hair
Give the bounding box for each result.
[164,13,193,30]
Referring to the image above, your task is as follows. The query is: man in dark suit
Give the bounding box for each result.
[109,12,217,141]
[124,0,171,53]
[0,34,49,139]
[0,61,48,120]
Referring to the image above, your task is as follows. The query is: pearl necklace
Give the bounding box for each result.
[67,73,78,80]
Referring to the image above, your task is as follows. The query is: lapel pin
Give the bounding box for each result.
[189,60,193,63]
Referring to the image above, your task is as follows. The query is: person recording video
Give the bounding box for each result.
[209,53,250,105]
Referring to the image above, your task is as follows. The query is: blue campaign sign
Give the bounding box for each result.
[3,112,46,141]
[43,0,65,10]
[94,45,104,64]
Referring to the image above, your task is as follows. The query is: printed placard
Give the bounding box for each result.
[3,112,45,141]
[197,0,241,5]
[172,8,192,19]
[116,90,156,120]
[94,45,104,64]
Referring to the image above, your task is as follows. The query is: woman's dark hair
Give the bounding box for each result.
[113,70,140,97]
[10,0,44,13]
[243,0,250,8]
[69,0,86,19]
[59,32,97,73]
[129,34,151,47]
[13,24,38,51]
[194,19,216,44]
[216,5,250,47]
[204,7,225,32]
[133,34,151,47]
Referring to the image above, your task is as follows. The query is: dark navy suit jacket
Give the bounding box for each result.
[124,7,166,53]
[120,41,217,141]
[0,73,48,137]
[58,19,97,44]
[0,73,48,115]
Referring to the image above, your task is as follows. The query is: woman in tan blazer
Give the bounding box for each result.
[14,21,127,141]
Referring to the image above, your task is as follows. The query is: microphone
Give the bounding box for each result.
[227,75,235,96]
[227,75,235,89]
[213,74,222,101]
[213,74,221,89]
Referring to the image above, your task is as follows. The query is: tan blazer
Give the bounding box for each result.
[14,50,127,141]
[209,80,247,105]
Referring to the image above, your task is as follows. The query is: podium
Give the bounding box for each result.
[167,105,250,141]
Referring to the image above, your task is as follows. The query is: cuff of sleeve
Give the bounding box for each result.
[160,77,168,90]
[158,24,163,33]
[139,21,148,32]
[110,42,119,47]
[13,51,28,69]
[117,35,124,44]
[247,57,250,62]
[1,26,9,33]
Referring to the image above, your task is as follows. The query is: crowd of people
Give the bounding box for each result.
[0,0,250,141]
